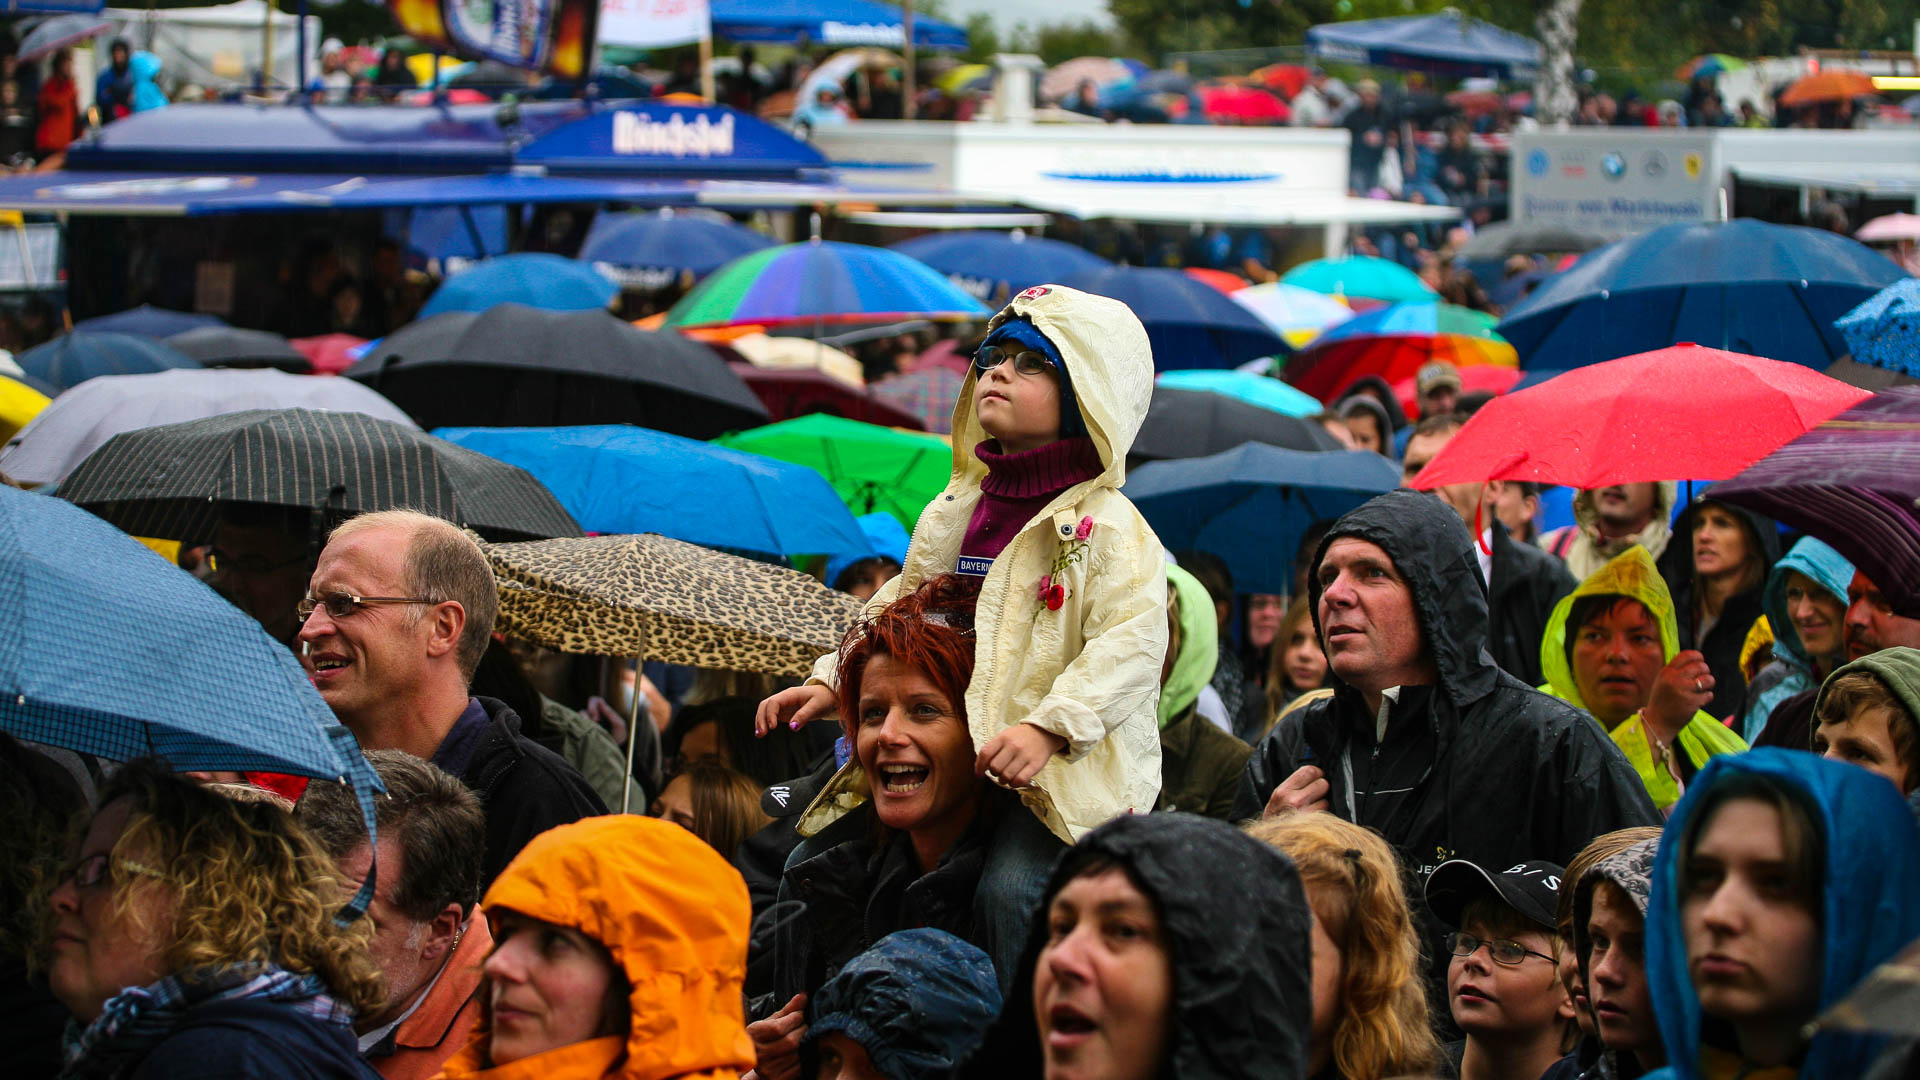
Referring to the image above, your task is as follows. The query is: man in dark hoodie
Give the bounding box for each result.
[1235,490,1660,1003]
[298,510,605,888]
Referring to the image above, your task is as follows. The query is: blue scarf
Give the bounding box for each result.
[60,964,353,1080]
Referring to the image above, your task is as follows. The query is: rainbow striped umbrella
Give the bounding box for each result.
[1282,301,1517,402]
[666,240,992,330]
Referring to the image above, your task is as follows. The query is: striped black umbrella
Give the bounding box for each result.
[58,408,581,543]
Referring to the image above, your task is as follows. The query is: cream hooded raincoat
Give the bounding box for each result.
[800,285,1168,843]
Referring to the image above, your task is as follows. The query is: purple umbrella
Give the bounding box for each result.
[869,367,965,435]
[1711,386,1920,617]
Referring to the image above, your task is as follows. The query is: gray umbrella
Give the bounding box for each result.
[17,15,111,63]
[1459,220,1609,260]
[0,368,415,486]
[166,326,311,372]
[58,407,580,543]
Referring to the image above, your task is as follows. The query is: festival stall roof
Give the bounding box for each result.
[61,101,829,179]
[1731,162,1920,198]
[0,171,716,216]
[1306,11,1542,81]
[709,0,968,50]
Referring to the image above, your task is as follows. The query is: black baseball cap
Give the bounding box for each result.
[1424,859,1564,933]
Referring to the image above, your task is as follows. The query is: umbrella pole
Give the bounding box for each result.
[620,657,642,814]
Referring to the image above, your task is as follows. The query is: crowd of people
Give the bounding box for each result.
[6,274,1920,1080]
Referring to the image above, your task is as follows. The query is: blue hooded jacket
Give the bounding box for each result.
[1738,538,1854,742]
[1644,749,1920,1080]
[807,928,1001,1080]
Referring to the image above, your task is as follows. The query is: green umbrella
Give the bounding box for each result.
[714,413,952,533]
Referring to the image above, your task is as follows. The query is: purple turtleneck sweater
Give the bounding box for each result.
[957,437,1104,575]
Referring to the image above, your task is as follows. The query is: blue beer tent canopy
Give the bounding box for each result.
[709,0,969,50]
[1307,11,1543,80]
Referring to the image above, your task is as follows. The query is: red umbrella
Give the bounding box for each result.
[1251,63,1311,97]
[730,363,928,430]
[290,334,368,376]
[1197,85,1290,123]
[1408,343,1872,491]
[1184,267,1249,294]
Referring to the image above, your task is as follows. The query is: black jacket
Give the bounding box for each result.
[127,998,378,1079]
[963,813,1311,1080]
[1233,492,1659,991]
[467,696,608,888]
[1658,500,1781,721]
[1488,519,1578,688]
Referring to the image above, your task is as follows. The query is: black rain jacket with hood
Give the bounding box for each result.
[1656,498,1780,722]
[960,812,1311,1080]
[1234,490,1660,990]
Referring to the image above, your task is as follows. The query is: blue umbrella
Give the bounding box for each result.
[578,213,775,288]
[72,304,227,338]
[1836,278,1920,379]
[435,424,870,560]
[0,484,382,909]
[419,253,619,319]
[1499,220,1907,370]
[1056,266,1290,371]
[1124,442,1402,593]
[16,331,200,392]
[1156,369,1324,417]
[1307,11,1542,80]
[889,231,1112,306]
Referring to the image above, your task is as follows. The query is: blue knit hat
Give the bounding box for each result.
[977,316,1086,439]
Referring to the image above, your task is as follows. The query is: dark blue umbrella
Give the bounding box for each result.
[17,331,200,392]
[1307,11,1542,80]
[578,213,775,289]
[889,231,1112,307]
[1056,266,1290,371]
[1123,442,1402,593]
[1498,220,1908,370]
[1835,278,1920,379]
[0,484,382,911]
[72,304,227,338]
[435,424,870,561]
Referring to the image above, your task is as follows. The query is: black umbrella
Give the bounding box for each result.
[345,304,771,439]
[165,327,311,373]
[1458,220,1609,261]
[58,408,581,543]
[1128,386,1344,463]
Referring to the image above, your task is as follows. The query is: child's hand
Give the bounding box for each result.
[976,723,1068,788]
[755,684,836,737]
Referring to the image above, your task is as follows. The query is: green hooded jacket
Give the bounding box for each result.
[1155,563,1250,820]
[1812,647,1920,783]
[1540,547,1747,812]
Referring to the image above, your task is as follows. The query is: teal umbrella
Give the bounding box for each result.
[1156,369,1323,418]
[1281,256,1438,305]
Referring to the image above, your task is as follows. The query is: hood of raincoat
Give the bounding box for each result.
[1159,562,1218,727]
[976,813,1311,1080]
[1308,488,1499,710]
[1541,546,1679,712]
[1761,537,1854,677]
[1813,646,1920,740]
[1572,835,1657,989]
[1646,749,1920,1080]
[443,815,756,1080]
[950,285,1154,494]
[805,929,1001,1080]
[1336,375,1409,431]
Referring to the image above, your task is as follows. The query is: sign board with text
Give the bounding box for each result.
[1509,131,1720,238]
[598,0,707,48]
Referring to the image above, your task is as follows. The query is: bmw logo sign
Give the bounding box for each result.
[1601,152,1626,180]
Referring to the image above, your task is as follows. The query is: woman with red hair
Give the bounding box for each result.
[750,576,1048,1080]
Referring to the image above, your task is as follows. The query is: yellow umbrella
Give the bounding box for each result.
[0,373,49,444]
[937,63,992,93]
[403,53,466,87]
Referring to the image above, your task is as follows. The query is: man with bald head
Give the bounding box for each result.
[298,509,604,885]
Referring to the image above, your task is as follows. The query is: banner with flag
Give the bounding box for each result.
[598,0,708,48]
[387,0,598,78]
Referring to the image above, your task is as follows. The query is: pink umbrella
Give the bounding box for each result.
[910,338,974,376]
[1857,214,1920,243]
[291,334,368,376]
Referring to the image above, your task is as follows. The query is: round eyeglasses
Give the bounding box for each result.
[1448,932,1557,967]
[973,344,1057,377]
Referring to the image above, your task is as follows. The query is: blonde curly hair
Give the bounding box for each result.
[50,760,384,1016]
[1245,813,1440,1079]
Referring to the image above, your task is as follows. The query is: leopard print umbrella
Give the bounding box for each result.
[484,533,860,677]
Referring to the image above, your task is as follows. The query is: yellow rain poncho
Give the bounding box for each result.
[1540,547,1747,811]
